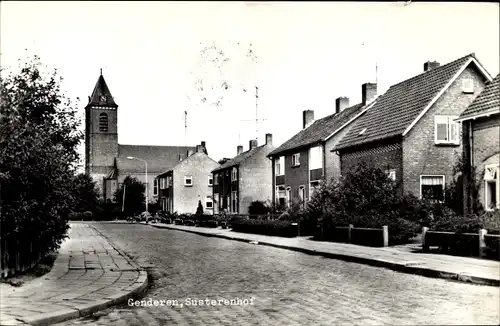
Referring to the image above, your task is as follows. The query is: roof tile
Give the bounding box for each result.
[336,53,477,150]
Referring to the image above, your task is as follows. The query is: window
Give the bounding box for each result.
[184,176,193,186]
[484,164,499,210]
[434,116,459,145]
[276,186,286,207]
[231,191,238,213]
[276,156,285,176]
[309,146,323,170]
[206,196,213,209]
[160,178,166,190]
[208,175,213,186]
[286,187,292,208]
[153,179,158,195]
[462,78,474,94]
[299,186,305,205]
[99,113,108,132]
[385,169,396,181]
[231,167,238,181]
[309,181,320,199]
[214,174,219,185]
[292,153,300,167]
[420,175,445,201]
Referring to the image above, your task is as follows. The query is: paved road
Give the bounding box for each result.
[57,224,499,325]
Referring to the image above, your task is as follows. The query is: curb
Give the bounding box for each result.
[11,226,150,326]
[150,224,500,287]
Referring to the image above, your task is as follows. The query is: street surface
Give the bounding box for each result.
[57,224,499,325]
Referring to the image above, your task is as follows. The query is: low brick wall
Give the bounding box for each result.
[422,227,500,260]
[316,225,388,247]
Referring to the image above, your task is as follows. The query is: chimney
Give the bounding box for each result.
[249,139,258,150]
[265,133,272,145]
[362,83,377,105]
[196,145,204,153]
[237,145,243,155]
[303,110,315,129]
[424,61,440,72]
[335,97,350,113]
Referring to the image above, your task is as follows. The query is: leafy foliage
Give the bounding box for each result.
[196,200,204,215]
[248,200,271,215]
[114,176,145,215]
[444,155,483,216]
[231,219,297,237]
[310,162,421,244]
[0,55,82,252]
[71,173,99,213]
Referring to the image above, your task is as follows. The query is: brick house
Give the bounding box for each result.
[156,144,219,214]
[457,74,499,213]
[84,71,198,203]
[212,134,275,215]
[334,54,493,201]
[267,83,378,208]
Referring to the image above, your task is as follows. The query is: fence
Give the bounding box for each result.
[317,224,389,247]
[422,227,500,260]
[0,233,48,278]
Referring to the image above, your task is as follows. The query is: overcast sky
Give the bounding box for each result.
[1,1,499,164]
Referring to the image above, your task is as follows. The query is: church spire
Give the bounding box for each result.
[88,71,118,107]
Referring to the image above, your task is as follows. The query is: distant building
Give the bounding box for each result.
[212,134,275,214]
[334,54,493,201]
[156,145,219,214]
[84,71,202,203]
[458,74,499,213]
[267,83,377,208]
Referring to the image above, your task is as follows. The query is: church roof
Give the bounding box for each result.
[88,71,118,107]
[116,144,196,174]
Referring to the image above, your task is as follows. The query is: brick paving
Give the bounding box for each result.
[56,223,499,326]
[0,223,147,326]
[150,223,500,286]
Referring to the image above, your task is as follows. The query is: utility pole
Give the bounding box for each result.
[184,111,188,147]
[240,85,266,142]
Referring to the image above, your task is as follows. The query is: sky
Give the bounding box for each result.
[1,1,499,166]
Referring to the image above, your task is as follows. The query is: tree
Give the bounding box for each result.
[218,158,231,165]
[114,176,145,215]
[71,173,99,213]
[248,200,271,215]
[196,200,204,215]
[0,55,82,251]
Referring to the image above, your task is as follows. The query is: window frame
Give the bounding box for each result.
[214,173,219,185]
[153,179,158,195]
[231,167,238,181]
[208,175,213,187]
[184,176,193,186]
[434,115,460,145]
[309,146,323,170]
[484,164,499,211]
[462,78,474,94]
[420,175,445,202]
[292,153,300,167]
[276,156,285,176]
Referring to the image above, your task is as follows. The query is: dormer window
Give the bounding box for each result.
[292,153,300,167]
[100,95,107,102]
[231,167,238,181]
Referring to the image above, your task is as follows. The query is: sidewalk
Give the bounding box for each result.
[150,223,500,287]
[0,223,148,326]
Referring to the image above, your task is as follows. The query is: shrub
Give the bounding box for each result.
[196,200,204,215]
[82,211,93,220]
[248,200,271,215]
[231,219,297,237]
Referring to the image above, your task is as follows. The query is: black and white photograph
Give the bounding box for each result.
[0,1,499,325]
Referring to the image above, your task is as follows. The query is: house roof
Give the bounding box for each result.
[87,73,118,107]
[157,152,219,177]
[267,103,367,157]
[212,144,275,173]
[458,74,500,121]
[335,53,491,151]
[116,144,196,174]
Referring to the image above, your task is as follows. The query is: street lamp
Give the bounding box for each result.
[126,156,148,215]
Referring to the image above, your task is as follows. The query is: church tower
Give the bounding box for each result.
[84,70,119,197]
